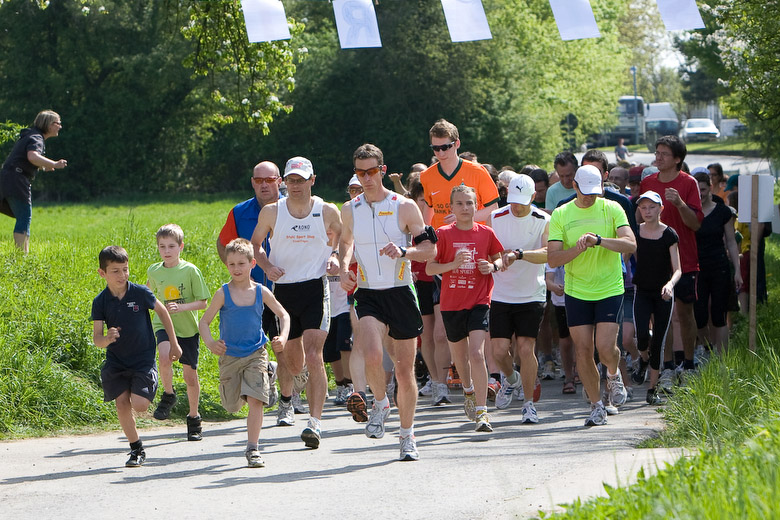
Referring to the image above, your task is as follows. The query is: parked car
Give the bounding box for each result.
[679,118,720,142]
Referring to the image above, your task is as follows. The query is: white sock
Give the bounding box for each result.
[463,385,474,394]
[375,396,390,409]
[506,370,520,386]
[399,426,414,438]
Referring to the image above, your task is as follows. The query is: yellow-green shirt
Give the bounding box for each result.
[146,260,209,337]
[548,198,629,301]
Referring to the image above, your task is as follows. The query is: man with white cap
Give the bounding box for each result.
[487,174,550,424]
[547,165,636,426]
[251,156,342,449]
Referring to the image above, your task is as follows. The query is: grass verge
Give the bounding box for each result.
[542,237,780,518]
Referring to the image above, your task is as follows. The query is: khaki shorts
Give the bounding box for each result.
[218,348,270,413]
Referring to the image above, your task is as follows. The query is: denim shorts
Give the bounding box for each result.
[6,196,31,235]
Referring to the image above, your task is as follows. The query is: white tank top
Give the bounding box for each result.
[351,191,412,289]
[269,197,331,284]
[489,205,549,303]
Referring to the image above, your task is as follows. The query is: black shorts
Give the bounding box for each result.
[354,285,423,340]
[441,305,490,342]
[675,271,698,304]
[262,304,280,339]
[565,294,623,327]
[100,363,158,402]
[489,301,546,339]
[274,277,330,340]
[155,330,200,369]
[323,312,352,363]
[554,305,570,339]
[415,280,438,316]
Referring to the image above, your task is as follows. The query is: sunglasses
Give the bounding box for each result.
[252,176,279,184]
[353,166,382,178]
[430,142,455,153]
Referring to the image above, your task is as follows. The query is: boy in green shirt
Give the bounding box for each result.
[147,224,210,440]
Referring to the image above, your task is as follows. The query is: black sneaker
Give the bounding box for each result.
[631,360,649,385]
[126,448,146,467]
[646,387,667,405]
[187,415,203,441]
[153,391,177,420]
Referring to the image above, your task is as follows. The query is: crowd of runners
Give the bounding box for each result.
[88,118,763,468]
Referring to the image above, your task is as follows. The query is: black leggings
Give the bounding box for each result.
[694,265,731,329]
[633,288,674,371]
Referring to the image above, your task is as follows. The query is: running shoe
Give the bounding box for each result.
[487,377,500,402]
[533,377,542,403]
[334,383,352,406]
[475,410,493,432]
[584,402,608,426]
[495,373,519,410]
[606,371,628,406]
[646,387,667,405]
[365,402,391,439]
[631,359,648,385]
[521,401,539,424]
[301,419,321,449]
[418,376,433,397]
[604,401,620,416]
[694,345,710,368]
[541,360,556,380]
[153,391,177,420]
[463,391,477,421]
[678,368,696,387]
[399,435,419,461]
[447,365,462,389]
[658,368,675,393]
[245,448,265,468]
[291,392,307,414]
[347,391,368,423]
[125,447,146,467]
[277,399,295,426]
[266,361,279,409]
[433,382,451,406]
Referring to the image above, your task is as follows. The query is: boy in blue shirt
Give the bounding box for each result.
[199,238,290,468]
[92,245,182,467]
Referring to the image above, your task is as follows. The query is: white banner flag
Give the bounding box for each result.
[656,0,705,31]
[440,0,492,43]
[333,0,382,49]
[241,0,291,43]
[549,0,600,41]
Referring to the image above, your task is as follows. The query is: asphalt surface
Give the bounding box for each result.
[0,379,685,520]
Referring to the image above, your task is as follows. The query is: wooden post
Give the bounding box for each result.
[749,175,758,352]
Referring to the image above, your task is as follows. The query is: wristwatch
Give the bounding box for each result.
[595,235,602,246]
[514,248,524,260]
[399,246,407,257]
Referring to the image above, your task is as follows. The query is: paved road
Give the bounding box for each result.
[608,151,774,176]
[0,379,684,519]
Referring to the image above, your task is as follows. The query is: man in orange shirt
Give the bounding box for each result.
[420,119,499,229]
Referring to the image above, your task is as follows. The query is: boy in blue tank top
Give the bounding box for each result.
[199,238,290,468]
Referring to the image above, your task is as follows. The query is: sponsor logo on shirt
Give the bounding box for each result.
[291,224,311,232]
[126,301,140,312]
[378,211,394,216]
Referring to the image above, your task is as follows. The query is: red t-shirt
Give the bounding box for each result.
[434,223,504,311]
[640,172,703,273]
[411,260,433,282]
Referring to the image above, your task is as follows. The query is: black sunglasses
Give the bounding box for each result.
[430,142,455,153]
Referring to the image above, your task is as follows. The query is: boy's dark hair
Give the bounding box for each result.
[429,119,459,142]
[655,135,687,167]
[408,179,425,201]
[554,151,578,170]
[353,143,384,166]
[99,245,128,270]
[581,149,609,174]
[450,184,476,204]
[708,162,724,180]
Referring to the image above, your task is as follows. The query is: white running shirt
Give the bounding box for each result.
[269,196,331,284]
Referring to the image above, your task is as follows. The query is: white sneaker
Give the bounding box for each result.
[291,392,307,414]
[541,360,556,380]
[418,377,433,397]
[658,368,675,393]
[433,382,451,406]
[606,371,628,406]
[266,361,278,409]
[521,402,539,424]
[475,410,493,432]
[277,399,294,426]
[399,435,419,461]
[495,373,519,410]
[365,402,391,439]
[584,402,608,426]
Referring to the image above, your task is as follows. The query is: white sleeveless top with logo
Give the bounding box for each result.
[489,205,549,304]
[269,196,331,284]
[351,191,412,290]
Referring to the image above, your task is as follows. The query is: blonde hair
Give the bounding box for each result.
[450,184,476,204]
[33,110,60,134]
[226,238,254,261]
[156,223,184,245]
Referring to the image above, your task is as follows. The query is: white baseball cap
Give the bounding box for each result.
[284,156,314,179]
[348,175,361,187]
[637,190,662,205]
[506,174,535,205]
[574,164,603,195]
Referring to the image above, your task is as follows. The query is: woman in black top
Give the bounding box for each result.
[633,191,681,405]
[0,110,67,253]
[692,172,742,352]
